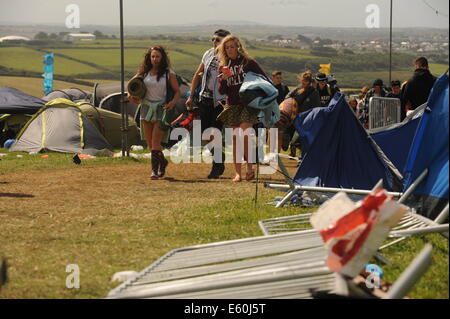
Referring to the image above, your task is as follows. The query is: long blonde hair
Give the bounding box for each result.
[298,70,314,85]
[216,35,253,67]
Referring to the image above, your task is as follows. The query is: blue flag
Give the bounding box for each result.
[42,53,54,95]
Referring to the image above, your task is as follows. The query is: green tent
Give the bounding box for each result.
[10,98,141,154]
[77,101,142,149]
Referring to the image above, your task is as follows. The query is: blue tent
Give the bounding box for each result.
[402,74,449,220]
[0,87,45,115]
[292,92,403,191]
[370,111,422,175]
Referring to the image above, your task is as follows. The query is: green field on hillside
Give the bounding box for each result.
[0,47,101,75]
[0,76,95,97]
[1,39,448,89]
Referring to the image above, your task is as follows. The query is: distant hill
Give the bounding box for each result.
[1,23,448,42]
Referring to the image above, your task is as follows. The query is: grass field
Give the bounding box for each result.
[0,47,101,76]
[0,76,95,97]
[0,39,448,298]
[2,39,448,90]
[51,48,197,71]
[0,149,448,299]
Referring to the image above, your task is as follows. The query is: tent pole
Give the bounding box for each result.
[389,0,393,85]
[119,0,129,157]
[264,183,402,197]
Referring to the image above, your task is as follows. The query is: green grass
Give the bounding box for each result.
[0,148,139,173]
[249,45,316,59]
[429,63,449,76]
[336,70,413,88]
[381,233,449,299]
[340,64,449,88]
[0,149,448,299]
[0,47,101,75]
[1,40,448,88]
[0,149,311,298]
[0,76,95,97]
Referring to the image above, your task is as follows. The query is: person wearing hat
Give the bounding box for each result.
[387,79,406,120]
[387,80,402,99]
[367,79,389,102]
[315,72,337,107]
[357,79,388,128]
[326,74,340,92]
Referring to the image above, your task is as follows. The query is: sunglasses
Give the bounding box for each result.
[211,37,221,43]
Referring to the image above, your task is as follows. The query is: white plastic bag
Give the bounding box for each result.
[310,189,407,277]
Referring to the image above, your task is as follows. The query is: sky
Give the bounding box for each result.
[0,0,448,29]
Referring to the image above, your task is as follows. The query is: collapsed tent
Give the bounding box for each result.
[0,87,45,115]
[402,74,449,220]
[369,105,425,175]
[42,88,92,103]
[10,98,142,154]
[292,92,403,191]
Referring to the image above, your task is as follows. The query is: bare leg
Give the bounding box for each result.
[240,122,255,180]
[273,128,282,154]
[142,120,153,150]
[232,126,242,182]
[151,121,164,151]
[268,128,277,153]
[147,121,159,179]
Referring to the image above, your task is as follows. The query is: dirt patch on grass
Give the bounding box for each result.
[1,161,289,216]
[0,160,297,298]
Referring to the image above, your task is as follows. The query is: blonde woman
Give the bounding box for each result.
[286,71,320,113]
[128,45,180,180]
[216,35,267,183]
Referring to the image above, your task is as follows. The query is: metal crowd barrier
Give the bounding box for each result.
[368,97,401,129]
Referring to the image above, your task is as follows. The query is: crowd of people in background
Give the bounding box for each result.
[128,30,438,181]
[356,56,437,128]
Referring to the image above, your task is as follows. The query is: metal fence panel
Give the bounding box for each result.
[368,97,401,129]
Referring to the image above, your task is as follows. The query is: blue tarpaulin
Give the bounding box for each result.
[402,74,449,219]
[370,116,421,175]
[292,92,403,191]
